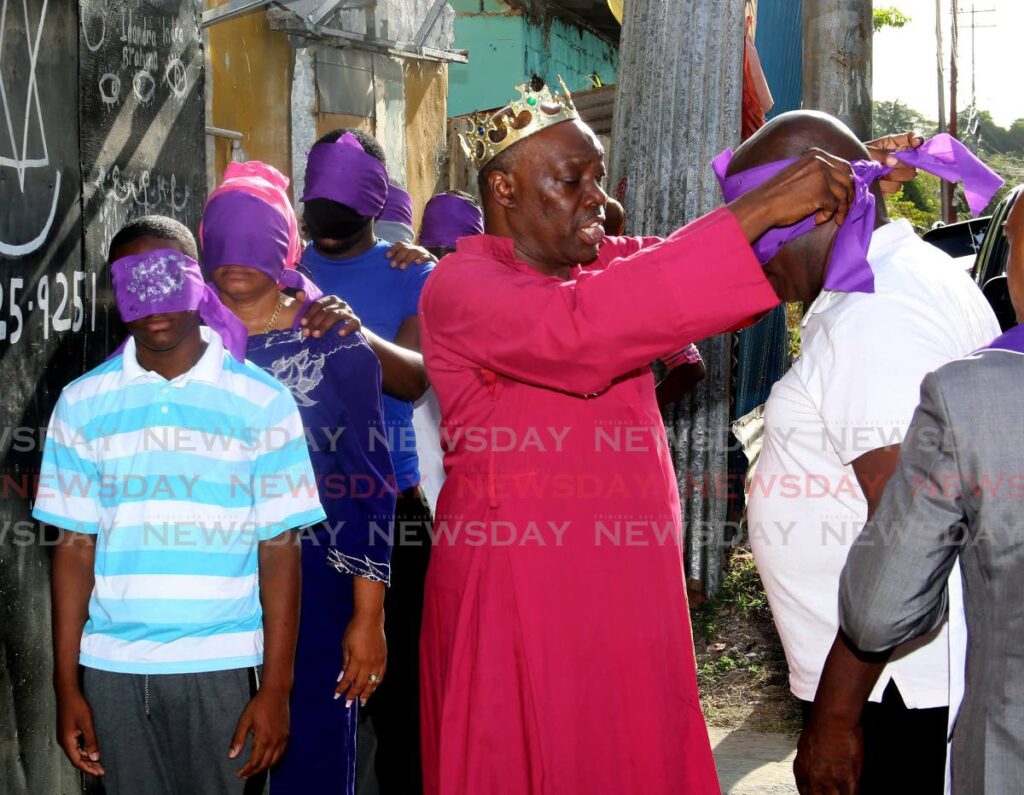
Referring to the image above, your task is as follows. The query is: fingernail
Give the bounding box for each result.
[360,699,368,707]
[337,671,345,682]
[89,752,100,761]
[346,699,353,708]
[334,692,341,700]
[886,156,899,166]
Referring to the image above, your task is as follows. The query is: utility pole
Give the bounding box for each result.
[957,4,996,150]
[943,0,960,223]
[802,0,873,139]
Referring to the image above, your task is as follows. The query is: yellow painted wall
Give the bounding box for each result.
[316,113,375,139]
[404,62,448,232]
[207,2,450,226]
[207,2,293,191]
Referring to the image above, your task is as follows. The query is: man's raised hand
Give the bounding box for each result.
[865,130,924,196]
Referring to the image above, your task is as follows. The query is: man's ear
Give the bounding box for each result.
[489,169,517,209]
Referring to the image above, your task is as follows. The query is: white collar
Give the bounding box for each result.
[801,220,918,326]
[117,326,227,388]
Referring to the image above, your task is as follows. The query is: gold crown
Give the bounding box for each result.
[459,77,579,170]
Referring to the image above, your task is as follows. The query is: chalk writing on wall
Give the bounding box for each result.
[79,0,206,276]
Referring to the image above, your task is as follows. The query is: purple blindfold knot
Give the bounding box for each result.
[201,192,323,305]
[712,133,1005,295]
[111,249,248,361]
[418,193,484,249]
[301,132,390,218]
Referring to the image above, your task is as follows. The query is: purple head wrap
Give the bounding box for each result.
[712,133,1005,294]
[201,191,323,303]
[112,249,248,361]
[378,183,413,225]
[301,132,390,218]
[418,193,484,249]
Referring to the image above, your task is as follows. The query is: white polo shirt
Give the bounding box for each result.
[748,219,999,706]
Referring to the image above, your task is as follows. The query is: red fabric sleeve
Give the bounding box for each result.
[421,208,778,396]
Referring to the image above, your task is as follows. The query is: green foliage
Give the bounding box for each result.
[886,171,942,233]
[872,100,936,141]
[695,555,772,690]
[873,102,1024,224]
[717,553,769,616]
[874,7,911,32]
[786,302,802,361]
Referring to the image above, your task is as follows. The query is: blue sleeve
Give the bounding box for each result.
[323,337,398,584]
[404,262,435,322]
[32,392,102,534]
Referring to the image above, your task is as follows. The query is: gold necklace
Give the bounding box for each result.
[260,294,284,334]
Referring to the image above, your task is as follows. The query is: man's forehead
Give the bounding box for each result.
[533,120,604,160]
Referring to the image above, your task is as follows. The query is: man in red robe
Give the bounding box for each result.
[417,80,856,795]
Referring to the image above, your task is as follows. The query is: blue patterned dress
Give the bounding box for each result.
[248,327,396,794]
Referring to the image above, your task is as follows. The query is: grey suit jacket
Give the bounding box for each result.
[840,348,1024,793]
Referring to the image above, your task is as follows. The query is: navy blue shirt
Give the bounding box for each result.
[301,240,433,491]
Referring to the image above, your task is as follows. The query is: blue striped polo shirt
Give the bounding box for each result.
[33,329,326,675]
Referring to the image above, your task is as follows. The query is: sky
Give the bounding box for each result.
[873,0,1021,128]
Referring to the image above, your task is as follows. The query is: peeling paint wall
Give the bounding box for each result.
[448,11,525,115]
[209,3,454,223]
[448,0,618,116]
[524,14,617,94]
[375,55,409,185]
[291,46,318,209]
[207,0,294,190]
[404,62,449,230]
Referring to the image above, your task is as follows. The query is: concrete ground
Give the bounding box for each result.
[708,727,798,794]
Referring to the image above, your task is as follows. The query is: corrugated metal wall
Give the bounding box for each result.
[732,0,803,422]
[756,0,804,120]
[611,0,746,598]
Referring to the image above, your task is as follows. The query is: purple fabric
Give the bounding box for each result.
[897,135,1005,216]
[378,183,413,225]
[987,324,1024,354]
[301,132,389,217]
[418,193,484,249]
[712,133,1005,294]
[202,191,323,302]
[111,249,248,361]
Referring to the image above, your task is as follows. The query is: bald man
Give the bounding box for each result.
[417,81,858,795]
[735,111,1000,793]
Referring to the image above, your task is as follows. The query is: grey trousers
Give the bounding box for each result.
[82,666,267,795]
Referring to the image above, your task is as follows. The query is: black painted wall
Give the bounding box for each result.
[0,2,205,793]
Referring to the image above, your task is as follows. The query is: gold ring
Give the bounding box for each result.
[368,674,381,684]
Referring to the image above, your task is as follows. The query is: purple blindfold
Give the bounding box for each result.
[712,133,1004,294]
[418,193,484,249]
[378,183,413,226]
[301,132,390,218]
[111,249,248,361]
[201,191,323,303]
